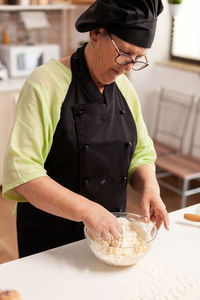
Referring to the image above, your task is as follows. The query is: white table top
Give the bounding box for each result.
[0,204,200,300]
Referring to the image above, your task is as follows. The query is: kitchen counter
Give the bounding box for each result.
[0,205,200,299]
[0,78,25,92]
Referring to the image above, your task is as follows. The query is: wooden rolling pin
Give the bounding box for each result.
[184,213,200,222]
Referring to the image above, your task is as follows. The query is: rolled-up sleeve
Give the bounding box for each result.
[3,80,52,201]
[2,60,71,202]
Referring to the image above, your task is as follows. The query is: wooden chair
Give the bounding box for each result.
[153,88,194,157]
[156,98,200,208]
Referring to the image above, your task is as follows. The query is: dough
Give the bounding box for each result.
[0,290,22,300]
[87,217,149,266]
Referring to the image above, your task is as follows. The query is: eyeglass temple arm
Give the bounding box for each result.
[108,33,121,54]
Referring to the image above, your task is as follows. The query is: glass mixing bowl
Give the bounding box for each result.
[84,212,157,266]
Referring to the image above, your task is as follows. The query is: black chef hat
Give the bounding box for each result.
[76,0,163,48]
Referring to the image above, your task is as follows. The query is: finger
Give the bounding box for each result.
[101,230,111,241]
[110,216,123,237]
[155,216,162,230]
[141,202,150,223]
[162,211,170,230]
[116,220,123,235]
[109,226,121,241]
[150,214,157,223]
[156,207,170,230]
[87,228,102,242]
[110,218,123,240]
[88,228,101,241]
[162,209,169,230]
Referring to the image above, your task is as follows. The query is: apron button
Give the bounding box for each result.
[120,110,126,115]
[83,178,89,186]
[126,141,132,147]
[100,179,106,185]
[115,208,123,212]
[82,145,89,151]
[122,176,127,183]
[77,109,84,116]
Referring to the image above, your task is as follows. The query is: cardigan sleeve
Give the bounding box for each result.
[2,60,72,202]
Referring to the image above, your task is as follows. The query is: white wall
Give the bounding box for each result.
[129,0,172,127]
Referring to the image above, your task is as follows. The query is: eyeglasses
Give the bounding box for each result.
[108,33,149,71]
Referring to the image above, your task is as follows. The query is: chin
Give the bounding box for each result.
[99,75,118,86]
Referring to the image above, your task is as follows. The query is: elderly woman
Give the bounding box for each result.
[3,0,169,258]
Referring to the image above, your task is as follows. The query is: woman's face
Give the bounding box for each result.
[85,29,148,87]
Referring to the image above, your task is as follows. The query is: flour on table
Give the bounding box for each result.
[116,255,200,300]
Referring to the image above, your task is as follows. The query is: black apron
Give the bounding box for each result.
[17,45,138,258]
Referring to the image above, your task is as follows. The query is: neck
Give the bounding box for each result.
[84,44,104,93]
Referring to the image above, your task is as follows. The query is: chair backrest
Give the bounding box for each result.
[154,88,195,150]
[189,98,200,157]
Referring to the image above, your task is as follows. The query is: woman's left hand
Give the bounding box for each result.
[130,165,169,231]
[140,187,169,230]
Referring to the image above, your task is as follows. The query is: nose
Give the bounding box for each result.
[123,62,133,72]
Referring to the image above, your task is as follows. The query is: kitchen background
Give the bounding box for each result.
[0,0,199,263]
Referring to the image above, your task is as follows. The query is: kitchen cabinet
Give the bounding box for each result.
[0,4,76,56]
[71,0,94,3]
[0,90,19,185]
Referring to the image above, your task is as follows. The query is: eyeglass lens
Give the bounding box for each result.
[115,55,147,70]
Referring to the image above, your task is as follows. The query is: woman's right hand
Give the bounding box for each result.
[14,176,122,241]
[81,202,123,241]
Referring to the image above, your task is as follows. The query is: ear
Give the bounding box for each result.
[90,28,107,41]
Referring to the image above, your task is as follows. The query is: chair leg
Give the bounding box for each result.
[181,179,189,208]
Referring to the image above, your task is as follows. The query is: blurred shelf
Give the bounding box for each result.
[70,0,93,3]
[0,3,77,55]
[0,3,76,11]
